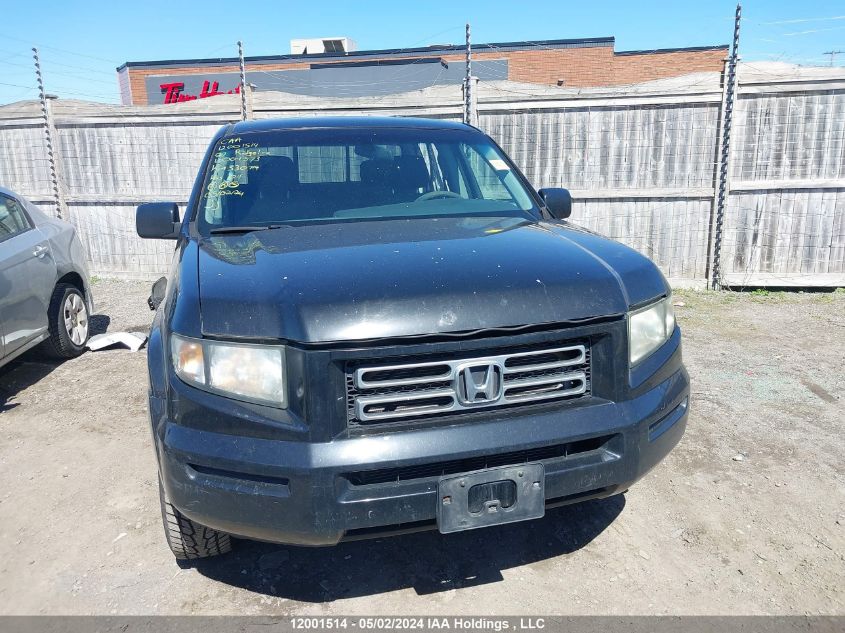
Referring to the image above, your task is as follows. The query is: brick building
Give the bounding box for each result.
[117,37,727,106]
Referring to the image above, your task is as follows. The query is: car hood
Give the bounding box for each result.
[196,216,668,344]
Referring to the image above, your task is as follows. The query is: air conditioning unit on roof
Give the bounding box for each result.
[290,37,357,55]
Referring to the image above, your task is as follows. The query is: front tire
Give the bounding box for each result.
[42,283,89,358]
[159,478,232,560]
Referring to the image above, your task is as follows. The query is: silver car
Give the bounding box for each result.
[0,186,93,368]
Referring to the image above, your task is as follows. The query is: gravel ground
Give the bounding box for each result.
[0,280,842,615]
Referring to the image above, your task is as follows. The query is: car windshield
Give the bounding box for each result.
[196,126,538,234]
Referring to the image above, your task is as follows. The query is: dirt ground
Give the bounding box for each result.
[0,280,842,615]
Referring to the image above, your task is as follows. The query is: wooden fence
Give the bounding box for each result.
[0,62,843,287]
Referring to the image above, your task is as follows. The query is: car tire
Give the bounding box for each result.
[159,477,232,560]
[42,283,89,359]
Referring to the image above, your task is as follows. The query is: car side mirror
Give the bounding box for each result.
[136,202,180,239]
[538,188,572,220]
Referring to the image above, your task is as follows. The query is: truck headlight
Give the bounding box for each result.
[171,334,286,407]
[628,296,675,365]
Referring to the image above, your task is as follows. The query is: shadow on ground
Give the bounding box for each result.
[0,360,59,412]
[190,494,625,602]
[0,314,111,412]
[88,314,111,337]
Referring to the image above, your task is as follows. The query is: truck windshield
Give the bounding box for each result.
[197,127,538,234]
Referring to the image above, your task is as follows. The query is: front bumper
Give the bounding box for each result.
[152,365,689,546]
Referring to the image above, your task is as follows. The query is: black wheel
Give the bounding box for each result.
[42,283,89,359]
[159,477,232,560]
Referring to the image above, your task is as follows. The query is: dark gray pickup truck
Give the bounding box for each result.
[137,116,689,560]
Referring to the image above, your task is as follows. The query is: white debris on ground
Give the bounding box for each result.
[87,332,147,352]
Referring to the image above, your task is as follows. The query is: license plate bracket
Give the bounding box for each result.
[436,463,545,534]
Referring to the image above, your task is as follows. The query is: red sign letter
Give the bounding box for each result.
[160,82,185,104]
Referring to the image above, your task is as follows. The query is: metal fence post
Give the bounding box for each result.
[463,23,477,126]
[706,57,731,287]
[469,76,479,127]
[33,47,67,220]
[710,3,742,290]
[238,40,248,121]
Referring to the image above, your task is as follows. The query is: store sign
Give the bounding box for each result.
[145,59,507,104]
[159,80,241,104]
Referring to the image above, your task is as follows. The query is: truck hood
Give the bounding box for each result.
[196,216,668,344]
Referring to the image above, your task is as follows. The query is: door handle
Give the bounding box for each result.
[33,244,49,258]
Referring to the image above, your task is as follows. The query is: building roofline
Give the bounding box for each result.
[116,36,616,72]
[615,44,729,56]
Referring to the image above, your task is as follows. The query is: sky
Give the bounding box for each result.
[1,0,844,104]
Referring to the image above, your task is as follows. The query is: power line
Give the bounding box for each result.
[0,33,120,64]
[823,50,843,65]
[761,15,845,26]
[0,58,116,85]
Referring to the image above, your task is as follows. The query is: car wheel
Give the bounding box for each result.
[42,283,89,358]
[159,477,232,560]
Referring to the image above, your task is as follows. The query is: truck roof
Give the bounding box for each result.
[229,116,472,135]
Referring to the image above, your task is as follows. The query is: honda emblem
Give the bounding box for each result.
[455,361,504,406]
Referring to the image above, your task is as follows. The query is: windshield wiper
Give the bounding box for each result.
[208,224,286,235]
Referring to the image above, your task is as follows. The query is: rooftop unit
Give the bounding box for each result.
[290,37,357,55]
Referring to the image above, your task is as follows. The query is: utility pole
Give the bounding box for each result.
[823,50,843,66]
[710,3,741,290]
[33,47,67,220]
[238,40,248,121]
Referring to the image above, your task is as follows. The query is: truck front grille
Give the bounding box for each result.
[346,340,590,425]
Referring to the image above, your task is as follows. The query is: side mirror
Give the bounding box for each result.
[538,188,572,220]
[136,202,180,239]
